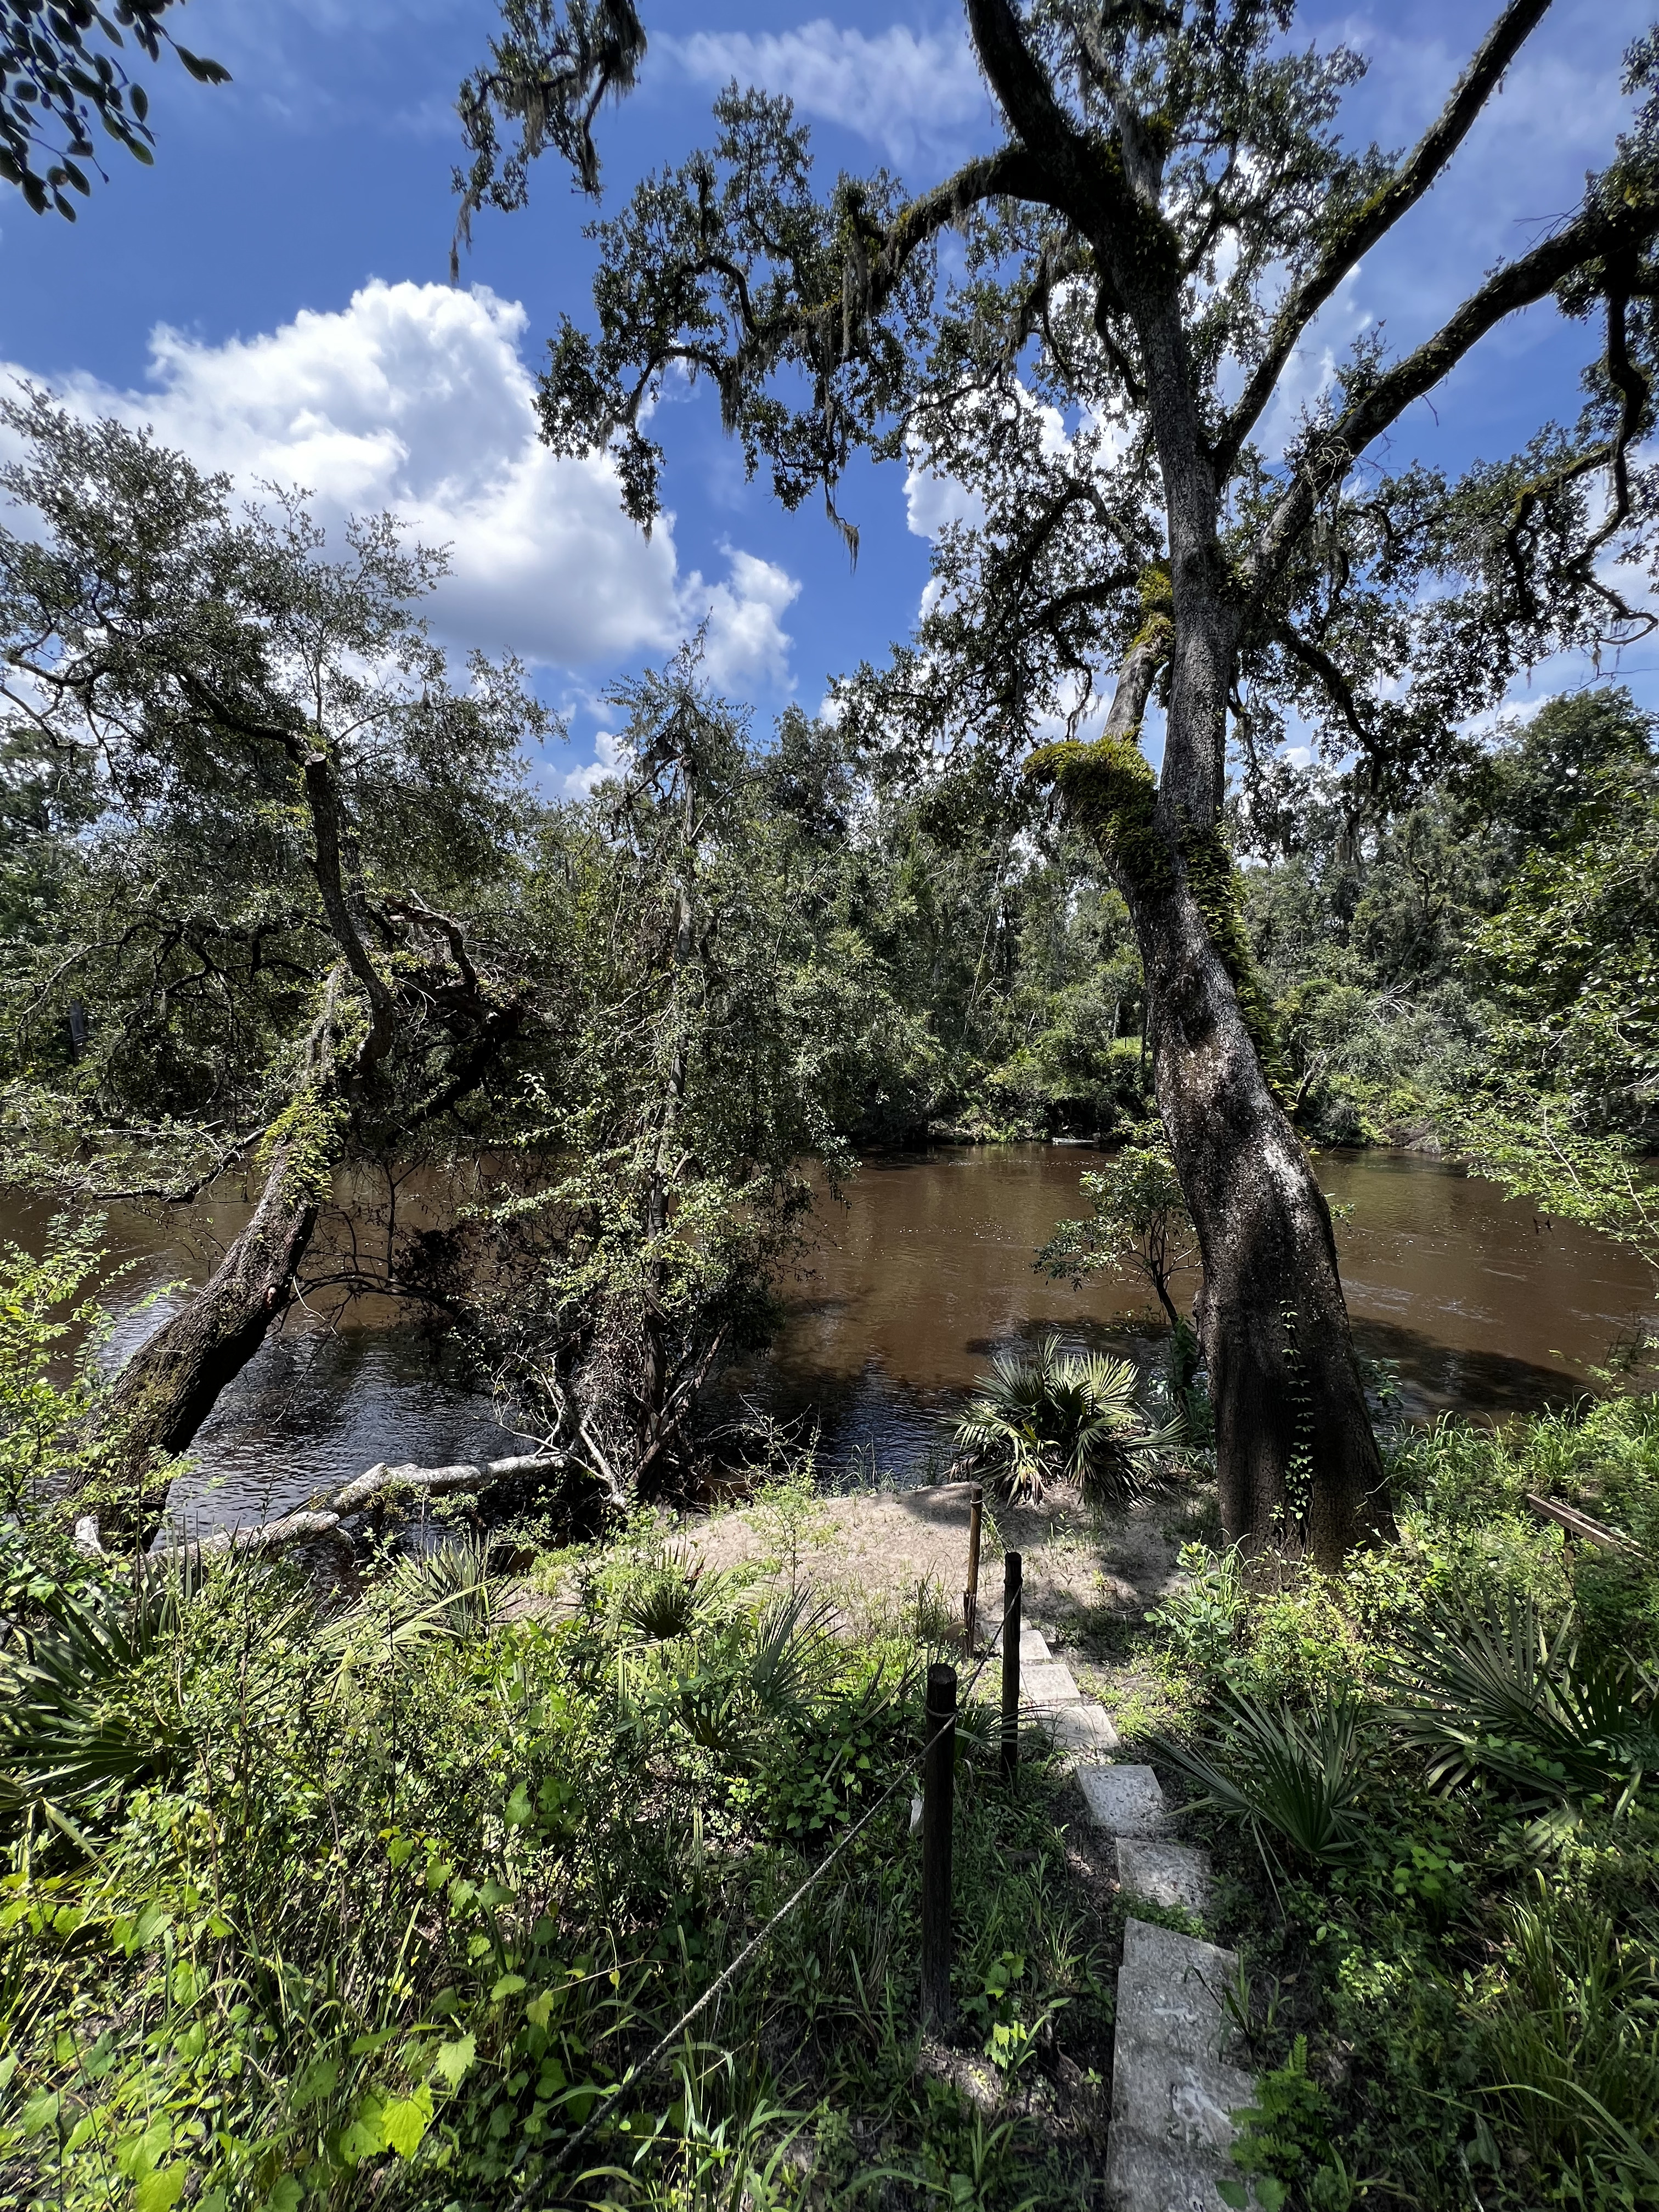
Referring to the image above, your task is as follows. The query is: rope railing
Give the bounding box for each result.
[514,1582,1024,2205]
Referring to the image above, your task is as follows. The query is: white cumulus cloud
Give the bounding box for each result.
[2,279,798,689]
[685,547,801,691]
[561,726,634,799]
[661,20,991,168]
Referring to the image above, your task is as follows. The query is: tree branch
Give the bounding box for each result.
[966,0,1102,219]
[1245,192,1649,599]
[1217,0,1555,471]
[1103,619,1171,740]
[77,1452,563,1558]
[825,144,1069,356]
[1273,622,1370,749]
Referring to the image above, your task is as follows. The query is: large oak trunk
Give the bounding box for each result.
[92,1125,328,1538]
[1132,870,1391,1566]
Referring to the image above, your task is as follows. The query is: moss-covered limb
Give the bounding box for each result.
[257,1085,352,1210]
[1028,729,1172,896]
[1026,723,1281,1081]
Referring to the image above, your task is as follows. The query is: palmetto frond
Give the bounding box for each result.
[1386,1593,1659,1814]
[952,1335,1178,1503]
[0,1554,266,1832]
[1158,1692,1371,1880]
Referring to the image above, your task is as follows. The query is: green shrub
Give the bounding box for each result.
[1160,1693,1371,1880]
[1150,1396,1659,2210]
[953,1336,1175,1504]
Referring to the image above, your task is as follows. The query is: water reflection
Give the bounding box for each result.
[720,1146,1657,1481]
[3,1143,1653,1530]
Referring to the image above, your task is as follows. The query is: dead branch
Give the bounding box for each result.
[72,1449,563,1557]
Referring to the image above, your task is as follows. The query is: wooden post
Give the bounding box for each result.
[1000,1550,1021,1785]
[962,1483,984,1650]
[920,1661,956,2032]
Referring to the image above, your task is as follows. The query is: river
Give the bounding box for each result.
[12,1146,1654,1530]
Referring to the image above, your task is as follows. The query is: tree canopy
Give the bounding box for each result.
[464,0,1659,815]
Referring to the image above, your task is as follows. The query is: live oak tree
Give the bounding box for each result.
[459,0,1659,1564]
[0,398,546,1532]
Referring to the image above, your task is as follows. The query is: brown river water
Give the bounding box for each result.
[9,1146,1654,1532]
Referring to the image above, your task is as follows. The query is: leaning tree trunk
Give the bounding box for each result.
[1073,266,1391,1567]
[1135,870,1390,1567]
[88,1113,337,1539]
[1037,620,1391,1567]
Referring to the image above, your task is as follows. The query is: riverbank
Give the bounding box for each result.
[8,1392,1656,2207]
[3,1141,1652,1540]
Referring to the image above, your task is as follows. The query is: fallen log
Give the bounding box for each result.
[73,1451,561,1557]
[327,1453,551,1515]
[1525,1491,1641,1555]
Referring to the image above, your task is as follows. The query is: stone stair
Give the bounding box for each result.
[1000,1625,1254,2211]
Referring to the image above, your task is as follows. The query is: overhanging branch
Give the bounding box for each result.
[1245,193,1655,600]
[1217,0,1555,472]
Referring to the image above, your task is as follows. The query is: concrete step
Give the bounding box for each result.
[1040,1701,1120,1757]
[987,1623,1051,1662]
[1021,1660,1082,1706]
[1108,1917,1254,2212]
[1112,2034,1255,2159]
[1116,1918,1240,2057]
[1078,1762,1167,1837]
[1115,1837,1214,1920]
[1105,2130,1245,2212]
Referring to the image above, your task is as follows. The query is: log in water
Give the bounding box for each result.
[5,1145,1652,1532]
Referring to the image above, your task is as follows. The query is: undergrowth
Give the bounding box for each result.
[1139,1391,1659,2210]
[0,1514,1114,2212]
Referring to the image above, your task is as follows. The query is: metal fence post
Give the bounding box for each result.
[920,1661,956,2031]
[962,1483,984,1650]
[1000,1550,1022,1785]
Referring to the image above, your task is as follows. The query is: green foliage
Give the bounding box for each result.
[0,397,548,1201]
[1478,1886,1659,2196]
[445,651,930,1504]
[1239,689,1659,1159]
[1471,708,1659,1139]
[1160,1693,1370,1878]
[952,1334,1174,1504]
[1222,2036,1351,2212]
[0,0,228,219]
[1039,1121,1197,1334]
[1148,1392,1659,2209]
[0,1393,1109,2212]
[0,1218,116,1511]
[1150,1542,1247,1676]
[616,1548,727,1646]
[1387,1594,1659,1818]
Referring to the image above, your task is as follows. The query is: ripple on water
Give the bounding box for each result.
[8,1144,1651,1531]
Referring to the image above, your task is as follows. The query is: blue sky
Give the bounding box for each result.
[3,0,1655,791]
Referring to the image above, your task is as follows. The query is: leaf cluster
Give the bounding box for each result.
[0,0,226,218]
